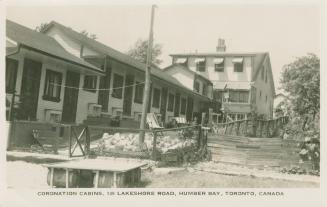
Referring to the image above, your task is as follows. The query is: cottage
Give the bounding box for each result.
[167,39,275,121]
[6,20,104,124]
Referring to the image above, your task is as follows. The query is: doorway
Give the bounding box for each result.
[62,71,80,123]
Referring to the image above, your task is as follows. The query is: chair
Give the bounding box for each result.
[146,113,164,130]
[174,117,187,127]
[147,113,164,136]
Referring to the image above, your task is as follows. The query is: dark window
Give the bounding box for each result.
[259,90,262,99]
[202,84,207,96]
[180,98,187,114]
[213,90,223,102]
[265,68,268,83]
[43,69,62,102]
[194,81,200,93]
[234,62,243,72]
[83,75,97,92]
[152,88,161,108]
[266,95,268,102]
[134,81,144,104]
[6,58,18,93]
[229,90,249,103]
[214,59,224,72]
[167,93,175,112]
[112,74,124,99]
[196,59,206,72]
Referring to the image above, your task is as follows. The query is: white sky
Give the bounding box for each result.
[6,3,320,93]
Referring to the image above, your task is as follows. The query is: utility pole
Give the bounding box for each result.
[139,5,156,146]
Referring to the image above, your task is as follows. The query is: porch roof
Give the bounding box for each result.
[213,81,253,90]
[6,19,104,75]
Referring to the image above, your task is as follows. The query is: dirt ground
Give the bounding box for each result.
[6,160,319,188]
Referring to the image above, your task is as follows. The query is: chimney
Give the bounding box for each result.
[216,38,226,52]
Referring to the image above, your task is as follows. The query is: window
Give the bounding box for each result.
[43,69,62,102]
[213,90,223,102]
[265,68,268,83]
[259,90,262,99]
[214,58,224,72]
[239,91,249,103]
[134,81,144,104]
[83,75,97,92]
[202,84,207,96]
[266,95,268,102]
[167,93,175,112]
[234,62,243,72]
[229,90,249,103]
[233,57,243,72]
[152,88,161,108]
[194,81,200,93]
[180,98,187,115]
[6,58,18,93]
[196,59,206,72]
[112,74,124,99]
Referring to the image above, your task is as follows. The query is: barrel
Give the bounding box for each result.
[47,168,79,188]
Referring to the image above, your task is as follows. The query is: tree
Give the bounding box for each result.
[35,23,49,33]
[280,53,320,130]
[80,30,97,40]
[279,53,320,172]
[126,38,163,66]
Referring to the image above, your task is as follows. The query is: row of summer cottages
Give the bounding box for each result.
[5,20,275,128]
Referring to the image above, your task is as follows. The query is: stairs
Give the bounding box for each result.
[208,134,303,169]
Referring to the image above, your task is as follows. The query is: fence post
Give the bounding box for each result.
[85,126,90,156]
[236,121,241,136]
[244,120,248,136]
[152,131,157,160]
[68,125,72,158]
[198,125,202,149]
[252,118,257,137]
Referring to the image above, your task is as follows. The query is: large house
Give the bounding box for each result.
[5,20,212,126]
[166,39,275,121]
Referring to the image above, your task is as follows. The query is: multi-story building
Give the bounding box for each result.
[167,39,275,121]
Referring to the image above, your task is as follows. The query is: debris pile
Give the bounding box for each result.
[96,132,197,154]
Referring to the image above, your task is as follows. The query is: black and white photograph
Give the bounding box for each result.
[0,0,325,206]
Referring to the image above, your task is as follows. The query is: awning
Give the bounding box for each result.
[195,58,205,63]
[213,82,227,90]
[232,57,243,63]
[224,82,252,90]
[213,58,224,64]
[175,58,187,63]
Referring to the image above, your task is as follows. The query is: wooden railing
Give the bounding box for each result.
[211,116,289,138]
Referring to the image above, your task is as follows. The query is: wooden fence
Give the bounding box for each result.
[211,116,289,138]
[8,120,208,161]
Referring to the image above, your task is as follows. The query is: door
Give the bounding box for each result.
[174,93,181,117]
[186,97,194,122]
[160,88,168,123]
[62,71,80,123]
[123,74,134,116]
[98,67,111,112]
[19,58,42,120]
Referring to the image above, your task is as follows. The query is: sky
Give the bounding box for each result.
[5,3,320,93]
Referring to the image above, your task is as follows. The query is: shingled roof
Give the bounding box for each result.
[6,19,103,74]
[43,21,210,100]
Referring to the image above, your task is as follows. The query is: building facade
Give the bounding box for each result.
[168,39,275,121]
[6,20,212,126]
